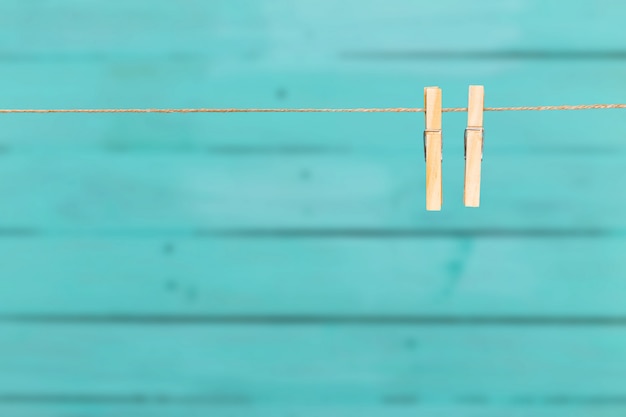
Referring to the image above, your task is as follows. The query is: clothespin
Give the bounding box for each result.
[464,85,485,207]
[424,86,443,211]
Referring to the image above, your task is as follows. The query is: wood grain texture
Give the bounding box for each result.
[0,154,622,229]
[0,325,624,404]
[0,408,624,417]
[0,1,625,57]
[0,0,625,415]
[0,238,623,316]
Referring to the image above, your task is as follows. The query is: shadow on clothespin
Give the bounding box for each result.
[424,86,443,211]
[464,85,484,207]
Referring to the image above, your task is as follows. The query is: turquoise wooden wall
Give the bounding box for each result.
[0,0,625,416]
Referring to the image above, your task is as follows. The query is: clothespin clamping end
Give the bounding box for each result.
[464,85,485,207]
[424,86,443,211]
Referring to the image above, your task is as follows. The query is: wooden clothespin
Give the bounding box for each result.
[464,85,485,207]
[424,86,443,211]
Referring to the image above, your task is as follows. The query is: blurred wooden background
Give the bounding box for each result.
[0,0,625,416]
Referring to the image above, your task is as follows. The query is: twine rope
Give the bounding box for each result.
[0,104,625,114]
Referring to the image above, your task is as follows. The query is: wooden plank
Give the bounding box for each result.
[0,237,623,315]
[0,154,622,229]
[0,0,624,57]
[0,2,623,416]
[0,63,625,153]
[0,325,624,407]
[0,405,624,417]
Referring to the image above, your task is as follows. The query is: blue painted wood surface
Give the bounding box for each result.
[0,0,625,415]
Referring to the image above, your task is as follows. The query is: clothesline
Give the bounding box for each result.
[0,104,625,113]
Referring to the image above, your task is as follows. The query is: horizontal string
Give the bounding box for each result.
[0,104,625,114]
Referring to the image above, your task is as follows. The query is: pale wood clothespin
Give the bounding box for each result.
[424,86,443,211]
[464,85,485,207]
